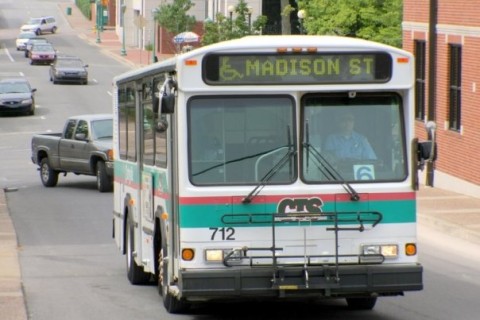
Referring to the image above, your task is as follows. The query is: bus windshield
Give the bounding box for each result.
[188,96,296,185]
[302,93,406,182]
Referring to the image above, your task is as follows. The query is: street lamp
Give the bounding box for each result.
[96,0,102,43]
[228,5,235,32]
[247,6,253,31]
[151,9,158,63]
[120,3,127,56]
[297,9,306,35]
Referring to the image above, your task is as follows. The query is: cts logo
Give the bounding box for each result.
[277,197,324,214]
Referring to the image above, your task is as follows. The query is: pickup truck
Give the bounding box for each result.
[31,113,114,192]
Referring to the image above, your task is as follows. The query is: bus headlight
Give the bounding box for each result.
[205,248,242,263]
[362,244,398,258]
[205,249,224,262]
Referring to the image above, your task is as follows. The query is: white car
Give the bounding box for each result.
[20,16,57,35]
[15,31,37,51]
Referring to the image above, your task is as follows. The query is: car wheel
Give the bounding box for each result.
[35,29,41,35]
[126,213,150,284]
[40,158,58,187]
[27,106,35,116]
[96,161,113,192]
[51,26,57,34]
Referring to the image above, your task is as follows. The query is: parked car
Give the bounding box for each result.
[29,43,56,65]
[0,77,36,116]
[30,114,114,192]
[20,16,57,35]
[15,31,37,51]
[49,55,89,85]
[24,37,49,57]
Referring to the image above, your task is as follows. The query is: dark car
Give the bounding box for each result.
[24,37,49,58]
[29,43,56,65]
[0,77,37,116]
[49,55,89,84]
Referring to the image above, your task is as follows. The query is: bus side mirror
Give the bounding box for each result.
[155,119,168,132]
[155,78,176,114]
[161,94,175,113]
[417,141,437,161]
[416,120,437,170]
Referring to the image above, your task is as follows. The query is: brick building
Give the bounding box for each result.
[403,0,480,196]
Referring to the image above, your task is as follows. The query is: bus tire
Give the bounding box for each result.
[158,247,189,313]
[126,214,150,284]
[40,158,59,187]
[96,161,113,192]
[346,297,377,310]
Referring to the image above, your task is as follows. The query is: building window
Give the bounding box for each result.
[449,44,462,132]
[414,40,426,121]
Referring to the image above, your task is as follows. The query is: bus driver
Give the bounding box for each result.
[324,111,377,161]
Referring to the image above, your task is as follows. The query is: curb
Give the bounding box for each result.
[0,189,28,320]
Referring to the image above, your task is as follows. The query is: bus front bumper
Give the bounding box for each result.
[179,264,422,301]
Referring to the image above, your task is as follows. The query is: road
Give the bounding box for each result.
[1,1,480,319]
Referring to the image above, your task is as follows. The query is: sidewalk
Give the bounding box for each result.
[58,2,154,69]
[1,4,480,320]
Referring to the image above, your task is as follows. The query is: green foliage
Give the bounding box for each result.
[202,0,267,46]
[297,0,403,48]
[75,0,92,20]
[154,0,196,36]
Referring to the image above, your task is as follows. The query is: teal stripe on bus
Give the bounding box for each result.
[178,199,416,228]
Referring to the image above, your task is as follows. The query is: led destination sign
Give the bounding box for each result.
[203,52,392,85]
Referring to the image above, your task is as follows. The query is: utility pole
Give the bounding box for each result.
[426,0,437,187]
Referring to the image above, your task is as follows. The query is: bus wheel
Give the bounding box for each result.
[40,158,58,187]
[96,161,113,192]
[158,247,189,313]
[346,297,377,310]
[126,214,150,284]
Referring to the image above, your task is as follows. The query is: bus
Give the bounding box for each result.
[112,35,436,313]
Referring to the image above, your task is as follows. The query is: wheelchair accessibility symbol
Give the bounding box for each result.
[353,164,375,180]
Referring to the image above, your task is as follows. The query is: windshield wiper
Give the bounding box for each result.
[304,120,360,201]
[242,127,296,204]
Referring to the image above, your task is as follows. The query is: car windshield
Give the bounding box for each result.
[28,39,47,46]
[18,33,35,39]
[57,59,84,67]
[0,82,30,94]
[91,119,113,140]
[33,45,54,52]
[27,18,42,24]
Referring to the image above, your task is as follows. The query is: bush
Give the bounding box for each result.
[75,0,92,20]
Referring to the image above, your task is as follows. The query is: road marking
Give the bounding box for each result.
[0,44,14,62]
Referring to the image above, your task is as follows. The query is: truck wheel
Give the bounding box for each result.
[346,297,377,310]
[40,158,58,187]
[126,214,150,284]
[96,161,113,192]
[158,247,189,313]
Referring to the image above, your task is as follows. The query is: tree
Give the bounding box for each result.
[296,0,403,48]
[202,0,267,46]
[154,0,197,52]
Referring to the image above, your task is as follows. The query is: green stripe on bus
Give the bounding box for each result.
[178,200,416,228]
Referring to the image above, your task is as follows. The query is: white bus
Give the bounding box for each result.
[112,35,436,313]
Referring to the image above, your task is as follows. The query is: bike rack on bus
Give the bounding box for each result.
[221,211,383,287]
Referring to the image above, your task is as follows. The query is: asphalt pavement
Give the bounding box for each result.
[1,3,480,320]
